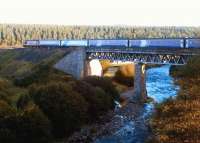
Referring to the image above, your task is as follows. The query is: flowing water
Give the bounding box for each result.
[95,65,180,143]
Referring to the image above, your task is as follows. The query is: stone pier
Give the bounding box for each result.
[54,48,102,79]
[133,63,147,102]
[54,47,88,79]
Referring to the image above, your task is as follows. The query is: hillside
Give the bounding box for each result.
[0,48,120,142]
[0,48,71,78]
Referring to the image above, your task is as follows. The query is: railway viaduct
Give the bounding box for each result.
[54,46,199,102]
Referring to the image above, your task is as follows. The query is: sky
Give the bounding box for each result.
[0,0,200,26]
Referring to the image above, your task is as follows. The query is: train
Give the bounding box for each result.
[23,38,200,48]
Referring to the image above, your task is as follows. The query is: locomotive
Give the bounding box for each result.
[23,38,200,48]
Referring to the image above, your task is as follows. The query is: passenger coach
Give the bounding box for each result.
[88,39,128,47]
[24,40,39,47]
[61,40,88,47]
[129,39,184,48]
[38,40,60,47]
[23,38,200,49]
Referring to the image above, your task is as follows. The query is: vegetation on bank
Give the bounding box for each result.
[0,49,119,142]
[114,64,134,87]
[1,24,200,47]
[100,60,134,88]
[148,56,200,143]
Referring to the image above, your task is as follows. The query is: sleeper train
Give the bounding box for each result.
[23,38,200,49]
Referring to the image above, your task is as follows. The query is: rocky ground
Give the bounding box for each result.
[66,89,152,143]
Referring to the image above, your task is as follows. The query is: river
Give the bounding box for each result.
[95,65,180,143]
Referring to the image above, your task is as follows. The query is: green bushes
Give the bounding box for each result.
[14,64,53,87]
[0,78,17,103]
[16,105,52,143]
[83,76,120,100]
[16,94,31,109]
[30,78,117,138]
[93,87,114,113]
[0,100,17,143]
[0,49,120,142]
[30,82,88,138]
[70,80,115,120]
[0,75,119,142]
[0,101,51,143]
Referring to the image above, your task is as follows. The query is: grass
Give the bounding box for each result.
[0,48,68,79]
[0,48,70,105]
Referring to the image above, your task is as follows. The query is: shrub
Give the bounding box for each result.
[170,56,200,78]
[0,100,17,142]
[93,87,114,113]
[0,91,8,102]
[70,81,114,120]
[16,104,52,143]
[0,101,51,143]
[83,76,120,100]
[30,81,89,138]
[16,94,32,109]
[14,64,52,87]
[0,79,11,102]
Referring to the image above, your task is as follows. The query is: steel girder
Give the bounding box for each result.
[86,52,193,65]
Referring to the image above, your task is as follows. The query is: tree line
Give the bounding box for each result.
[1,24,200,47]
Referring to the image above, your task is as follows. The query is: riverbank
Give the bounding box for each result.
[95,89,152,143]
[67,65,179,143]
[66,88,151,143]
[148,58,200,143]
